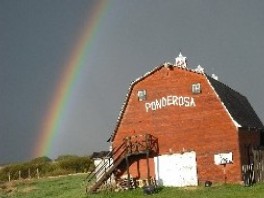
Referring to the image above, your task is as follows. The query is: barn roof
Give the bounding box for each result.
[108,64,263,142]
[206,75,263,129]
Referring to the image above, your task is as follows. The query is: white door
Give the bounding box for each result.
[154,151,198,187]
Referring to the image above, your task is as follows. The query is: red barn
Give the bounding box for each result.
[87,53,263,192]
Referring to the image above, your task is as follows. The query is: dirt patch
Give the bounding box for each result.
[0,180,38,195]
[0,181,17,195]
[20,186,38,193]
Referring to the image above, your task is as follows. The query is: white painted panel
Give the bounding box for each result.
[214,152,233,165]
[154,151,198,187]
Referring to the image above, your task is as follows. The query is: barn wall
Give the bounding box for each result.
[128,156,155,179]
[113,67,243,183]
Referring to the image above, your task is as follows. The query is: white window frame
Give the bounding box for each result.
[192,83,201,94]
[137,90,147,101]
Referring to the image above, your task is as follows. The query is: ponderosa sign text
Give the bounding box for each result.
[145,95,196,112]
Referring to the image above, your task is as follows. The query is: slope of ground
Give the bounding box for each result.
[1,174,264,198]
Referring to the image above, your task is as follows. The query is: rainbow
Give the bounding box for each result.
[33,0,109,158]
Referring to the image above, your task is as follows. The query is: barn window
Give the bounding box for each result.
[192,83,201,94]
[137,90,147,101]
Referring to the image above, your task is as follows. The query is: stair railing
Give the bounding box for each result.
[85,133,158,193]
[85,141,127,190]
[93,144,127,182]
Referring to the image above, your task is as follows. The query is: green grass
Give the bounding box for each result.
[1,174,264,198]
[0,174,87,198]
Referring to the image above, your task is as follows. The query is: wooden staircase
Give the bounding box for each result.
[85,134,158,193]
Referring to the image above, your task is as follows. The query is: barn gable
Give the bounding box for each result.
[109,63,207,142]
[109,62,263,142]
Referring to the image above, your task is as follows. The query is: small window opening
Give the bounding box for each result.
[192,83,201,94]
[137,90,147,101]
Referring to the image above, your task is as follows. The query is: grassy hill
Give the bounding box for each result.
[1,174,264,198]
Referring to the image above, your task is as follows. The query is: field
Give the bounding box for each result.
[1,174,264,198]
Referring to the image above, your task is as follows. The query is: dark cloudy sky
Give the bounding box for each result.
[1,0,264,164]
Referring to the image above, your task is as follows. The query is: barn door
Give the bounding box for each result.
[154,151,198,187]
